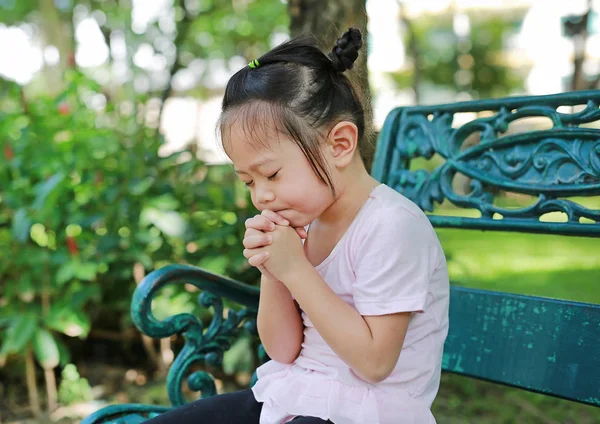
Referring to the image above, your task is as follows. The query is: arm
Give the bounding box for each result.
[285,265,410,383]
[256,273,304,364]
[246,212,429,381]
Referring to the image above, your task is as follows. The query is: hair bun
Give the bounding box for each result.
[329,27,363,72]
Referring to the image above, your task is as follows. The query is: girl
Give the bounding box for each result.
[147,28,449,424]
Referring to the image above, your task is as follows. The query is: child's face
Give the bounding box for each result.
[226,122,335,227]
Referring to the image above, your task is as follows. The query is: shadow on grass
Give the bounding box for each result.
[434,373,600,424]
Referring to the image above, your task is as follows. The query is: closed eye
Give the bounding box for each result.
[267,170,279,181]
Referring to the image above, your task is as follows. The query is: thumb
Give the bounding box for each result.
[295,227,308,239]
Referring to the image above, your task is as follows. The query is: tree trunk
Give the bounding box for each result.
[43,369,57,412]
[568,0,592,91]
[399,1,421,104]
[288,0,374,170]
[38,0,75,92]
[25,349,41,418]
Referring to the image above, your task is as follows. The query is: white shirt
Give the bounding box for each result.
[252,184,450,424]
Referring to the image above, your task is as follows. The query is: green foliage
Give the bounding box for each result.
[0,70,259,381]
[0,0,288,99]
[392,12,524,99]
[223,335,256,375]
[0,0,287,409]
[32,328,60,370]
[58,363,93,405]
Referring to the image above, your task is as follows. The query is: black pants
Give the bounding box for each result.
[144,389,332,423]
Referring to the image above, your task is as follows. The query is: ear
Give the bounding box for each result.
[326,121,359,168]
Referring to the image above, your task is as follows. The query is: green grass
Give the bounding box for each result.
[432,228,600,422]
[433,373,600,424]
[437,228,600,303]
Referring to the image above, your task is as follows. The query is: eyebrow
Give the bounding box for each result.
[234,158,275,174]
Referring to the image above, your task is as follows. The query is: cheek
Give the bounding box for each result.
[284,180,331,209]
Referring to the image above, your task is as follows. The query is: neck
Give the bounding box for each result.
[317,160,379,227]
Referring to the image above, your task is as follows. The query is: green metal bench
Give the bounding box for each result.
[83,90,600,423]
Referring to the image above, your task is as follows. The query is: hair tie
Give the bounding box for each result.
[248,59,260,69]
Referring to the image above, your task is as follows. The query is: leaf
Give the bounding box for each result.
[55,337,71,367]
[69,284,101,309]
[46,305,91,338]
[141,208,187,237]
[33,329,60,369]
[73,262,97,281]
[11,208,31,243]
[146,193,180,210]
[32,172,65,209]
[56,262,76,286]
[0,313,38,356]
[128,177,155,196]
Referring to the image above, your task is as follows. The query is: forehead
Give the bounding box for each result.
[221,103,287,163]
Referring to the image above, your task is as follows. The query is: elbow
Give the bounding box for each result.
[357,359,396,384]
[361,369,392,385]
[262,341,301,364]
[268,350,299,364]
[257,325,302,364]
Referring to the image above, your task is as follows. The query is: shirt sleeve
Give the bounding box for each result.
[352,209,436,316]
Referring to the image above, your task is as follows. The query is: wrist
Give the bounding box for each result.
[281,260,315,291]
[261,272,282,286]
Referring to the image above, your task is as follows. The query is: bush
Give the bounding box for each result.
[0,71,258,407]
[58,364,93,405]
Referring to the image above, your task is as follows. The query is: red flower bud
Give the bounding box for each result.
[58,103,70,116]
[3,143,14,160]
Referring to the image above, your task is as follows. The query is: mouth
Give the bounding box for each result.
[273,209,296,223]
[273,209,289,218]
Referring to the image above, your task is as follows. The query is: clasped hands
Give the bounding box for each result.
[243,210,310,284]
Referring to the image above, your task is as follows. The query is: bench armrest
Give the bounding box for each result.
[82,264,261,424]
[81,404,170,424]
[132,264,261,405]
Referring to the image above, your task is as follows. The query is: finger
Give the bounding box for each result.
[245,215,276,232]
[243,247,264,259]
[295,227,308,239]
[248,251,269,267]
[244,228,264,238]
[242,234,273,249]
[261,209,289,226]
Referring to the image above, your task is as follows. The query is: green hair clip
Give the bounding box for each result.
[248,59,260,69]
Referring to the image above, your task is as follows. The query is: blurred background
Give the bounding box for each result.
[1,0,599,423]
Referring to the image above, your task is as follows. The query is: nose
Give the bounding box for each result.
[255,183,275,207]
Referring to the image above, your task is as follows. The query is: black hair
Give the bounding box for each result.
[219,27,367,195]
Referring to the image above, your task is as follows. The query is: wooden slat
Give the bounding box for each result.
[443,286,600,406]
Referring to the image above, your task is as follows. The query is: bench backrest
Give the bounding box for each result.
[374,90,600,406]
